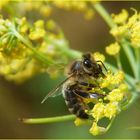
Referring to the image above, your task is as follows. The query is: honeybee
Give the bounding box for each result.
[41,53,107,119]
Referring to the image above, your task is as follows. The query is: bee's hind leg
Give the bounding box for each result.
[79,82,96,88]
[73,89,102,99]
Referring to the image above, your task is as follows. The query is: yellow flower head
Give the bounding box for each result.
[112,9,128,24]
[51,1,97,20]
[112,71,124,85]
[46,20,57,30]
[74,118,91,126]
[127,9,138,28]
[93,52,105,62]
[34,20,44,28]
[119,83,128,92]
[110,25,128,39]
[111,9,140,48]
[106,42,120,56]
[99,70,113,88]
[29,20,46,40]
[100,70,124,88]
[131,34,140,48]
[130,20,140,48]
[89,122,106,136]
[20,17,29,34]
[105,89,124,102]
[92,102,105,121]
[29,29,46,40]
[40,5,52,17]
[104,102,120,119]
[0,16,69,82]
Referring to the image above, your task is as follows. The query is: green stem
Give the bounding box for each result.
[93,3,116,28]
[127,126,140,130]
[45,36,82,59]
[11,29,55,66]
[121,92,138,110]
[21,114,76,124]
[115,53,122,70]
[120,40,138,80]
[106,117,115,132]
[134,48,140,80]
[139,51,140,80]
[63,49,82,59]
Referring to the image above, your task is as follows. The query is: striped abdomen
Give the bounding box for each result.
[63,86,89,119]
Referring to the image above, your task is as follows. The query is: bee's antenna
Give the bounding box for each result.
[96,60,107,72]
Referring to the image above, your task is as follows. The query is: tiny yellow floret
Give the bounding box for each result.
[93,52,105,62]
[112,71,124,85]
[74,118,90,126]
[106,42,120,56]
[34,20,45,28]
[106,89,124,102]
[112,9,128,24]
[92,102,105,121]
[104,102,119,119]
[89,122,106,136]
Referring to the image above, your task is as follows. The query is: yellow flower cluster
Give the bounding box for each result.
[112,9,128,25]
[93,52,105,62]
[74,117,91,126]
[111,9,140,48]
[0,16,71,83]
[100,70,124,88]
[75,62,128,136]
[51,0,97,20]
[106,42,120,56]
[92,102,105,121]
[88,69,127,135]
[0,0,100,20]
[29,20,46,40]
[17,1,52,17]
[89,122,106,136]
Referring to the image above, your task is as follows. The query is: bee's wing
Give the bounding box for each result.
[50,88,62,98]
[41,73,74,104]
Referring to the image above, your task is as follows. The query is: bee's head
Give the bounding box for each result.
[82,53,105,77]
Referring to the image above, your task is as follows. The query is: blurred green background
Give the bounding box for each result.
[0,1,140,138]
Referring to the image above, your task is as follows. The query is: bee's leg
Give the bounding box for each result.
[96,60,107,72]
[97,64,106,78]
[78,82,98,91]
[73,89,103,99]
[79,82,96,88]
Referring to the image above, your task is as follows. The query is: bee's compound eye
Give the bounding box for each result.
[83,59,92,68]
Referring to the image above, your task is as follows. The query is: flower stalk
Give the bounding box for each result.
[11,28,55,66]
[93,3,116,28]
[116,53,122,70]
[134,48,140,79]
[120,40,138,80]
[21,115,75,124]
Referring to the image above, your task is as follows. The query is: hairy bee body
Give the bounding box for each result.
[63,79,89,119]
[62,56,104,119]
[42,53,106,119]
